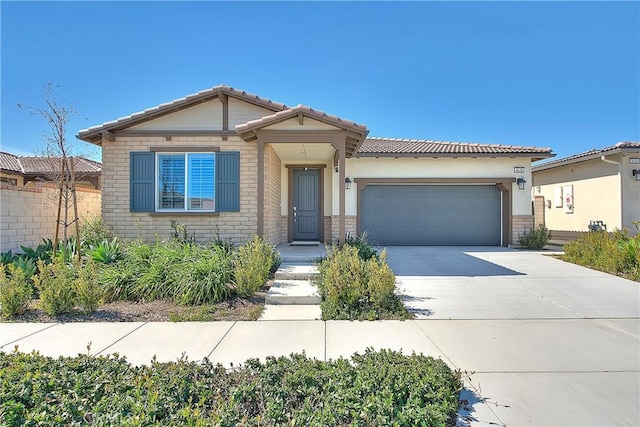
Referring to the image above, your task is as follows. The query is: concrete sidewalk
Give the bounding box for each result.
[2,317,639,426]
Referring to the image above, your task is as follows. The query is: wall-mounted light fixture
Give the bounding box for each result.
[345,177,352,190]
[633,169,640,182]
[516,177,526,190]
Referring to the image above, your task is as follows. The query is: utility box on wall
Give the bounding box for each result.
[554,186,563,208]
[563,185,574,214]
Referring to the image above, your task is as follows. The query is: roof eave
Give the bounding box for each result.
[532,147,640,171]
[356,152,555,160]
[77,85,289,144]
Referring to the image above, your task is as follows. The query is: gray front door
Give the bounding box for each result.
[293,169,320,241]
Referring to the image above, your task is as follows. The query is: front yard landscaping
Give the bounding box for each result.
[0,219,279,321]
[562,229,640,282]
[0,348,462,426]
[316,236,412,321]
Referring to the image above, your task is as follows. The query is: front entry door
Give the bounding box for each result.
[292,169,320,241]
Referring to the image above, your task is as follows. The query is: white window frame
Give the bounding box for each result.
[154,152,216,212]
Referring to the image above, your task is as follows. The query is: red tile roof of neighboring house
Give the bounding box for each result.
[532,141,640,171]
[0,152,101,175]
[0,152,23,173]
[357,137,554,160]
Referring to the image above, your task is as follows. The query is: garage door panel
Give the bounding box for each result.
[360,185,501,246]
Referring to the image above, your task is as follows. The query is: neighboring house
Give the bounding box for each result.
[76,85,553,247]
[0,151,102,189]
[532,142,640,236]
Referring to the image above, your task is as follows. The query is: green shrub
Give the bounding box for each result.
[33,259,76,315]
[98,239,237,304]
[172,245,234,305]
[75,261,103,313]
[170,219,195,244]
[19,238,53,264]
[317,245,410,320]
[345,230,378,260]
[518,224,552,250]
[234,235,274,297]
[89,237,123,264]
[11,256,37,280]
[80,215,114,248]
[0,264,33,317]
[0,348,461,426]
[563,231,625,274]
[0,250,15,265]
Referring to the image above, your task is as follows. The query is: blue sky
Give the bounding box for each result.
[1,1,638,163]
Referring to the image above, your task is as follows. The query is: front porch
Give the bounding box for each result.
[235,105,369,246]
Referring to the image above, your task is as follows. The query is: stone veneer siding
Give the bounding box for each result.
[263,144,283,246]
[512,214,534,245]
[102,135,257,244]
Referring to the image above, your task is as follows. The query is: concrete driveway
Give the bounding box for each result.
[385,246,640,426]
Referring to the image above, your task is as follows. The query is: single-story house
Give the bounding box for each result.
[0,151,102,189]
[532,142,640,236]
[77,85,553,246]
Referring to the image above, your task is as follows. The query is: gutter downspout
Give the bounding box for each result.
[601,155,623,230]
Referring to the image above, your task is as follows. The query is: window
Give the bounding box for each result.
[157,153,215,211]
[130,150,239,213]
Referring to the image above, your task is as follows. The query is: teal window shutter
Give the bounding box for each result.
[130,152,155,212]
[216,152,240,212]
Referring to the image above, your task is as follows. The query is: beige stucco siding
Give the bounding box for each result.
[129,100,223,130]
[101,135,257,244]
[339,157,532,216]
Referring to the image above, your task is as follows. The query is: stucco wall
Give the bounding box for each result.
[340,156,533,216]
[1,183,101,252]
[101,135,257,244]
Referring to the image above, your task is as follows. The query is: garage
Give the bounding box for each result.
[359,184,502,246]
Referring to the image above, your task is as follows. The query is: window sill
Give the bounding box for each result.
[149,212,220,217]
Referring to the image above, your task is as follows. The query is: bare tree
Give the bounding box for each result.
[18,83,81,260]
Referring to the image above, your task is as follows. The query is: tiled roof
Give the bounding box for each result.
[236,104,369,158]
[235,104,368,134]
[77,85,290,144]
[0,152,23,173]
[0,152,101,175]
[357,137,554,160]
[533,141,640,171]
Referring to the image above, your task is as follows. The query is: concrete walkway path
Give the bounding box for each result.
[1,247,638,426]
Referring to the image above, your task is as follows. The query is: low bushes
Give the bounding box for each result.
[0,265,33,317]
[518,225,551,250]
[317,245,411,320]
[30,260,103,316]
[234,235,277,297]
[563,231,640,281]
[0,348,462,426]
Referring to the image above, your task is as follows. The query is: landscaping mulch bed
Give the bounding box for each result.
[2,288,267,323]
